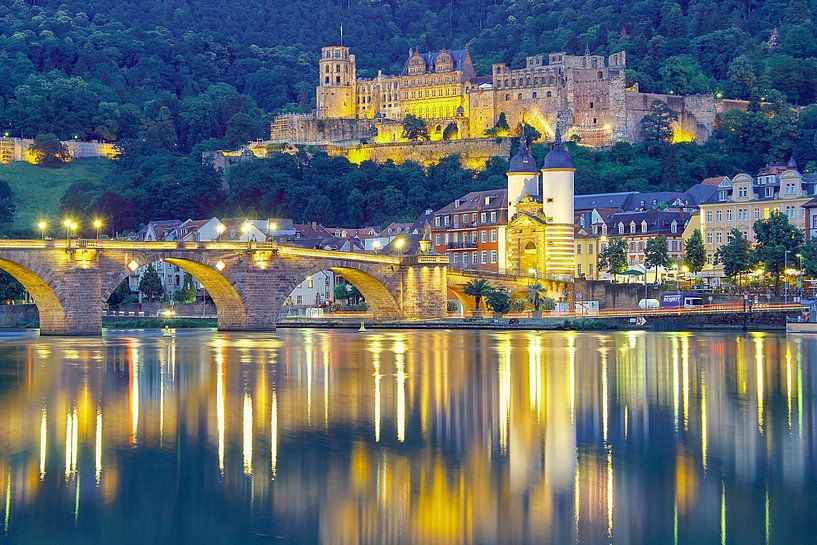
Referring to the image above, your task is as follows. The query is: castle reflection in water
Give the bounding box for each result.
[0,329,814,544]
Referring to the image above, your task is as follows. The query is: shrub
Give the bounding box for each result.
[486,287,511,315]
[446,300,460,312]
[511,298,527,312]
[540,296,556,311]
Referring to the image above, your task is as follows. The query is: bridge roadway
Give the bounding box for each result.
[0,239,573,336]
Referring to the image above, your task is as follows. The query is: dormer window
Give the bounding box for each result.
[630,221,636,234]
[738,186,748,198]
[618,222,624,234]
[641,220,647,233]
[765,187,774,198]
[719,190,728,201]
[671,220,678,234]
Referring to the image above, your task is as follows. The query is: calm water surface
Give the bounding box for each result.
[0,328,814,544]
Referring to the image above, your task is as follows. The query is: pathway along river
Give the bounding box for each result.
[0,328,814,544]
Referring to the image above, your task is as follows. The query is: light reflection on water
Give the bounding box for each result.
[0,328,814,544]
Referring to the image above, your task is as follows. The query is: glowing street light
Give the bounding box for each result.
[395,237,406,258]
[372,240,382,254]
[63,219,75,243]
[242,220,253,249]
[93,219,103,239]
[38,221,47,239]
[215,223,226,239]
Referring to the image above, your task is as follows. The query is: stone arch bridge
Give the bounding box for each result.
[0,240,573,335]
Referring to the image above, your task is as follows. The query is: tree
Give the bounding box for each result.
[752,211,804,292]
[0,179,15,227]
[598,238,628,279]
[28,134,69,167]
[401,114,429,141]
[107,280,135,307]
[485,287,511,315]
[140,106,178,150]
[138,264,165,302]
[442,122,458,141]
[658,55,712,95]
[527,283,545,312]
[0,271,25,303]
[464,278,492,314]
[173,273,197,304]
[800,240,817,277]
[715,229,752,280]
[485,112,510,136]
[640,101,677,148]
[333,282,361,304]
[683,229,707,273]
[644,236,670,283]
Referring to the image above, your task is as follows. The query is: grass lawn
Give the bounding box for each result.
[0,159,114,235]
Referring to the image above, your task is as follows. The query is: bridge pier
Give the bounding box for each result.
[399,259,448,320]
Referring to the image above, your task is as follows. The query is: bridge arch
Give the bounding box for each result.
[277,260,403,321]
[0,257,65,334]
[101,253,248,330]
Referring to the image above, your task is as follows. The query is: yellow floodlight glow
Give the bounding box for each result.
[395,238,405,249]
[241,221,252,233]
[215,224,226,234]
[38,222,46,230]
[93,219,102,229]
[63,219,72,228]
[268,221,277,232]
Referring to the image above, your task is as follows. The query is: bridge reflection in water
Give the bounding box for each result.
[0,330,815,544]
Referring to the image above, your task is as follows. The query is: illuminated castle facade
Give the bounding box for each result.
[271,44,737,149]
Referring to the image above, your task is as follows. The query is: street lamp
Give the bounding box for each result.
[38,221,46,240]
[372,240,381,254]
[241,220,253,249]
[785,250,792,303]
[395,237,405,258]
[215,223,226,239]
[63,219,73,243]
[93,219,102,239]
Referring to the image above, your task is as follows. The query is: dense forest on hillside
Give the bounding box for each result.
[2,0,817,233]
[2,0,817,146]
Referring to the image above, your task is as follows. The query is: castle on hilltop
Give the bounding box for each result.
[270,44,745,157]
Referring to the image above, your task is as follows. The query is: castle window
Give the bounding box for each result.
[505,94,510,101]
[504,79,509,87]
[590,101,594,109]
[593,118,597,124]
[592,59,597,68]
[336,76,341,84]
[511,79,516,87]
[336,64,340,72]
[598,71,604,80]
[546,91,552,98]
[325,65,330,73]
[325,77,329,84]
[532,92,537,99]
[526,77,531,86]
[549,76,555,85]
[518,93,522,100]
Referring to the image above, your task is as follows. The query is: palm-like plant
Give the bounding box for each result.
[527,283,545,311]
[464,278,492,315]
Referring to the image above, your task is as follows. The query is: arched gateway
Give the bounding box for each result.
[0,241,450,335]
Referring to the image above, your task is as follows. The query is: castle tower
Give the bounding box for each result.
[506,133,539,219]
[541,128,575,278]
[317,46,357,119]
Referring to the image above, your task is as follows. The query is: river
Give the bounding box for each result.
[0,328,814,544]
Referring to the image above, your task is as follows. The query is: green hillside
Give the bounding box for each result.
[0,159,113,235]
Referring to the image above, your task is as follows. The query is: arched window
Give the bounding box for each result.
[546,91,552,98]
[518,93,522,100]
[630,221,636,234]
[618,222,624,234]
[641,220,647,233]
[505,94,510,101]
